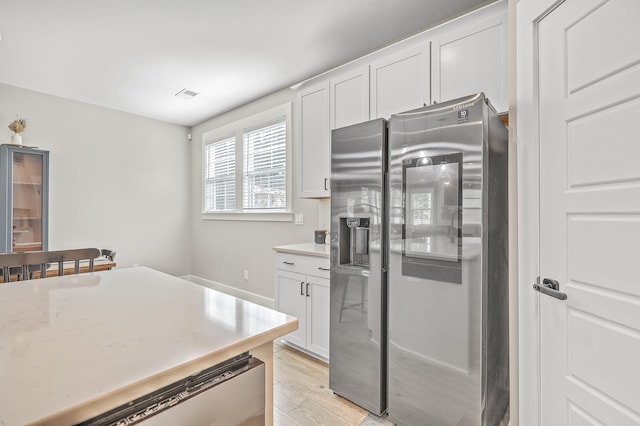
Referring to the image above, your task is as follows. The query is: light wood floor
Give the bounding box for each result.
[273,341,389,425]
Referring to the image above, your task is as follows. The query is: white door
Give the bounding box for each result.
[538,0,640,424]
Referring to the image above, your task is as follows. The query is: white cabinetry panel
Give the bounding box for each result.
[306,277,330,358]
[432,15,507,112]
[370,44,430,119]
[276,270,307,349]
[298,81,330,198]
[330,67,370,130]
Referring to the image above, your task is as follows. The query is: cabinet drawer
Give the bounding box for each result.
[275,253,330,279]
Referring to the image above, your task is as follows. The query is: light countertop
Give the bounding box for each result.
[272,242,330,257]
[0,266,297,426]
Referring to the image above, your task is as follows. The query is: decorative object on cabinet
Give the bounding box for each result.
[274,248,329,360]
[8,116,27,146]
[0,145,49,253]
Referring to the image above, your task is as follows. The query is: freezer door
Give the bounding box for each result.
[329,119,386,415]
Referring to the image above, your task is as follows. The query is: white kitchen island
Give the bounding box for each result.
[0,266,297,426]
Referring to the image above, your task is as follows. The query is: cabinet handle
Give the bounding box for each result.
[300,281,305,296]
[283,261,294,265]
[306,282,310,297]
[318,267,330,271]
[324,178,328,191]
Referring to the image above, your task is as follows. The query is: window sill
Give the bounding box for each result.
[201,211,293,222]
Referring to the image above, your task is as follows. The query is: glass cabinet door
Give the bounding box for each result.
[11,152,44,252]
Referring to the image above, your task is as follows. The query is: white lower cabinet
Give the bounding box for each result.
[275,253,330,360]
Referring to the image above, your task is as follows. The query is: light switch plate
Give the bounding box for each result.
[294,213,304,225]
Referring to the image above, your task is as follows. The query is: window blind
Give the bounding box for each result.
[243,120,286,209]
[204,137,236,212]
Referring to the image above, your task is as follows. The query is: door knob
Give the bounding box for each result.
[533,277,567,300]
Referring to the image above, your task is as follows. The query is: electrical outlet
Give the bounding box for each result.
[244,270,249,280]
[294,213,304,225]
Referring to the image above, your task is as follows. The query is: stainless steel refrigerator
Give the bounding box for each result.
[330,93,509,425]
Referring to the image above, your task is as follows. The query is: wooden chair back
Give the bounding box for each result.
[0,248,101,283]
[0,253,28,283]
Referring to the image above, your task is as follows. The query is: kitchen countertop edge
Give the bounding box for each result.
[272,242,330,257]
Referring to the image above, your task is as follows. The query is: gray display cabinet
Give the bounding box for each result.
[0,145,49,253]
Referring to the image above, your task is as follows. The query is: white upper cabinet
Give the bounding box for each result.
[370,44,430,119]
[297,81,330,198]
[431,13,508,112]
[330,66,370,130]
[295,1,507,198]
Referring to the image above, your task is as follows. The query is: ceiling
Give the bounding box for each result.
[0,0,492,127]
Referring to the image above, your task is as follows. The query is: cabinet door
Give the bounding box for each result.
[370,44,430,119]
[431,14,508,112]
[0,147,49,253]
[276,270,307,348]
[297,81,330,198]
[306,276,330,359]
[330,67,370,129]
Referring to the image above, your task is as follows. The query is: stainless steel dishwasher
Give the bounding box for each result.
[77,352,265,426]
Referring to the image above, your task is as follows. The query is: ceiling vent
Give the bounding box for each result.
[175,88,199,99]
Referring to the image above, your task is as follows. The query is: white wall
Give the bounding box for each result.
[189,88,321,303]
[0,83,191,276]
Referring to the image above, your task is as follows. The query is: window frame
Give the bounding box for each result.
[201,103,293,222]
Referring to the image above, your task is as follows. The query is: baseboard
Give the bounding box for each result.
[181,275,275,309]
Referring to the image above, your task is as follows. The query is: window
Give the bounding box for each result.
[202,103,292,221]
[204,136,236,211]
[242,121,286,210]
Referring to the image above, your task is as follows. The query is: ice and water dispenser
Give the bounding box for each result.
[338,217,370,268]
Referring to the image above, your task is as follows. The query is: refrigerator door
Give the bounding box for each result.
[329,119,386,415]
[387,93,508,425]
